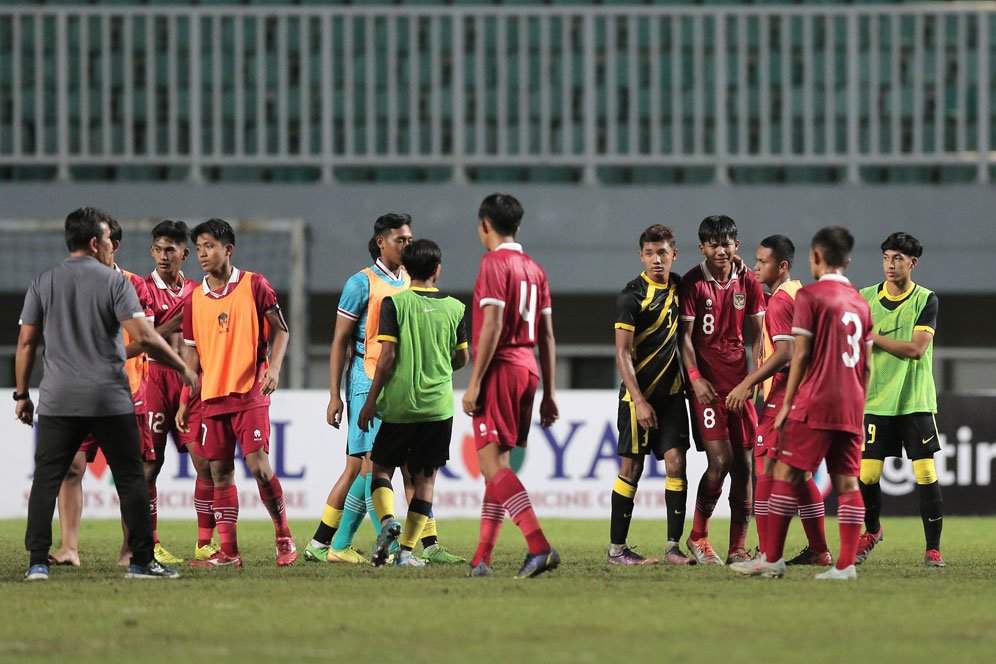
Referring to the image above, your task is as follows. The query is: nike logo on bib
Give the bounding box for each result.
[878,327,901,336]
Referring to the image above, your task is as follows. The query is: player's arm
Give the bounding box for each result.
[326,315,357,428]
[615,321,657,431]
[155,313,184,338]
[358,340,396,432]
[462,304,502,417]
[14,323,41,426]
[175,344,201,434]
[537,311,558,428]
[727,337,794,412]
[261,305,289,396]
[773,332,811,431]
[120,317,196,387]
[680,321,717,405]
[872,329,932,360]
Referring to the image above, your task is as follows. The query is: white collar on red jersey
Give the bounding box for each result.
[150,269,189,293]
[698,261,741,286]
[374,259,404,282]
[495,242,523,253]
[201,266,241,297]
[818,273,850,284]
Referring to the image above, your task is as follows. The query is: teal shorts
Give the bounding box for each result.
[346,359,381,456]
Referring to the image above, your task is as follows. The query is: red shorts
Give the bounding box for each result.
[774,418,862,476]
[754,401,782,459]
[146,361,201,450]
[472,361,539,451]
[691,396,757,449]
[199,406,270,461]
[79,413,155,463]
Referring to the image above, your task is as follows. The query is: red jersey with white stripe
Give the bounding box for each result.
[679,262,765,393]
[472,243,552,376]
[762,286,797,404]
[145,270,197,330]
[788,274,873,435]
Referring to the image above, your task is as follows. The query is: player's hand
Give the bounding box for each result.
[691,377,717,405]
[726,382,751,413]
[462,382,481,417]
[176,401,190,434]
[357,399,376,432]
[181,367,200,396]
[774,403,791,431]
[15,397,34,427]
[327,394,344,428]
[731,254,747,273]
[539,394,559,428]
[261,367,280,396]
[634,399,657,430]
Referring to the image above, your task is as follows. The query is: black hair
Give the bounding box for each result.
[639,224,676,249]
[151,219,190,245]
[811,226,855,268]
[760,234,795,268]
[880,231,923,259]
[107,217,123,243]
[402,239,442,281]
[64,206,111,252]
[478,193,524,237]
[191,218,236,246]
[367,213,412,260]
[697,215,738,244]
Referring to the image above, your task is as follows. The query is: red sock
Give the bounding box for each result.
[754,472,773,555]
[798,476,829,553]
[214,484,240,556]
[471,480,506,567]
[194,476,216,547]
[836,490,865,570]
[490,468,549,555]
[148,482,159,544]
[728,497,752,552]
[690,479,723,541]
[258,476,291,538]
[765,480,798,563]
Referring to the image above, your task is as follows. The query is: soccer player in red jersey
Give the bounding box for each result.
[144,220,218,564]
[731,226,873,581]
[679,215,765,565]
[178,219,296,567]
[725,236,831,566]
[462,193,560,578]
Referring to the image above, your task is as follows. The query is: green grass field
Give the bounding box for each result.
[2,516,995,663]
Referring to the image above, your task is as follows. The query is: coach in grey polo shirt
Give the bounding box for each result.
[15,207,198,581]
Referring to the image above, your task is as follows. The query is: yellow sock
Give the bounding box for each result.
[372,485,394,522]
[419,517,438,541]
[321,505,343,529]
[401,512,430,550]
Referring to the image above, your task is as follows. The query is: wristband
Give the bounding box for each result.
[180,385,191,406]
[687,367,702,383]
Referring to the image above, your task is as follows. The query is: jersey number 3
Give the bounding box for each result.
[841,311,862,368]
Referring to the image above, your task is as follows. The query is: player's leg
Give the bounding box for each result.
[687,400,730,564]
[241,407,296,566]
[753,453,774,558]
[856,415,889,563]
[659,396,692,564]
[50,450,87,566]
[330,385,380,557]
[305,453,361,562]
[787,471,831,565]
[368,422,405,566]
[187,444,219,561]
[906,414,945,566]
[811,433,866,580]
[725,404,756,563]
[409,418,455,564]
[191,415,242,567]
[609,398,655,564]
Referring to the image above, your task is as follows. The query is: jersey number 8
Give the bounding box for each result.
[702,313,716,335]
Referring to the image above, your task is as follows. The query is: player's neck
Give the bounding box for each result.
[157,266,183,289]
[206,264,233,290]
[885,276,912,297]
[646,270,670,285]
[705,261,732,282]
[411,278,436,290]
[769,273,791,292]
[486,234,517,251]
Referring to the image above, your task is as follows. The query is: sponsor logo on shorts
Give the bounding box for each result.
[214,510,223,520]
[922,435,934,445]
[254,429,262,441]
[733,293,746,310]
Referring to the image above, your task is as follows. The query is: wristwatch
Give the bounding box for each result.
[12,390,29,401]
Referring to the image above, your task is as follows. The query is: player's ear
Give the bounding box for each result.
[672,247,679,261]
[909,256,918,270]
[182,246,189,260]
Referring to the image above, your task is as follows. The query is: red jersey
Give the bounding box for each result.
[762,284,799,404]
[679,261,765,393]
[118,266,154,413]
[788,274,873,435]
[146,270,197,367]
[472,243,552,376]
[182,267,279,416]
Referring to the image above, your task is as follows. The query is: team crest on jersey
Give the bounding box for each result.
[733,293,746,310]
[218,312,229,332]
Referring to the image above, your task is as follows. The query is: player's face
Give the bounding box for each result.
[93,222,115,267]
[882,249,917,284]
[699,236,738,269]
[151,237,188,274]
[195,234,233,274]
[639,241,676,283]
[378,225,413,269]
[754,246,782,288]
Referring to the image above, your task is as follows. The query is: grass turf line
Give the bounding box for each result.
[2,517,995,663]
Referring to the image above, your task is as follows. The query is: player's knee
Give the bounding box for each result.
[859,459,884,485]
[912,458,938,485]
[618,457,643,482]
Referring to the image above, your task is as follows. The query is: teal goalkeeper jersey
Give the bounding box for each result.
[375,287,467,423]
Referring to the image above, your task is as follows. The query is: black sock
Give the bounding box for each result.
[918,481,943,550]
[665,489,687,543]
[859,480,882,533]
[610,476,638,546]
[313,523,336,546]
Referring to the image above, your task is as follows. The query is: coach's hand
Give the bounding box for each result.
[357,398,376,432]
[725,381,751,413]
[691,376,717,405]
[327,394,344,428]
[176,401,190,434]
[774,403,791,432]
[634,399,657,430]
[540,394,559,428]
[261,366,280,396]
[15,396,34,427]
[462,382,481,417]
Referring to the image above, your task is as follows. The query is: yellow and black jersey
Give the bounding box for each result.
[615,272,683,401]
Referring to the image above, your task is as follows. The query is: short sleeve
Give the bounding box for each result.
[539,270,552,315]
[112,272,144,322]
[914,293,939,335]
[615,288,640,332]
[455,308,468,350]
[475,256,507,308]
[746,271,766,317]
[679,275,697,321]
[791,288,815,337]
[19,280,42,326]
[376,297,399,343]
[766,292,796,342]
[182,292,195,346]
[131,275,155,322]
[337,272,369,321]
[251,273,279,312]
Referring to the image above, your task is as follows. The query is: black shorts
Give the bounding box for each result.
[371,418,452,477]
[863,413,940,461]
[617,394,690,460]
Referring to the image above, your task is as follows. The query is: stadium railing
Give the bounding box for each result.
[0,3,993,183]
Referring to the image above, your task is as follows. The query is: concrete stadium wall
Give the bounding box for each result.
[0,183,993,294]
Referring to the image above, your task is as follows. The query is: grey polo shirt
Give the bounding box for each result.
[19,255,145,416]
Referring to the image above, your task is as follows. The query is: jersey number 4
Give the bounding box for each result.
[519,281,537,341]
